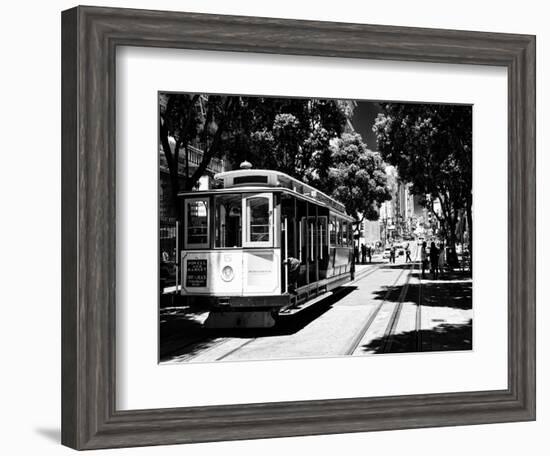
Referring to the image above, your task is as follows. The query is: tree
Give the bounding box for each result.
[160,95,348,219]
[327,133,391,237]
[161,95,386,231]
[226,97,348,185]
[373,103,472,261]
[159,94,239,217]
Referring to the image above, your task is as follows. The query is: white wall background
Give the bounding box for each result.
[0,1,546,455]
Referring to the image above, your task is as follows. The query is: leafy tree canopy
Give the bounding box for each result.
[225,97,348,184]
[373,103,472,248]
[160,94,392,230]
[327,132,391,225]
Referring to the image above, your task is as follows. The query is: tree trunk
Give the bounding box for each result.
[159,118,182,220]
[447,228,459,268]
[466,203,473,272]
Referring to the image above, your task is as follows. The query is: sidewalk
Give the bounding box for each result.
[354,265,472,354]
[417,268,472,352]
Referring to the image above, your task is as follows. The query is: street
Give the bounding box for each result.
[160,245,472,363]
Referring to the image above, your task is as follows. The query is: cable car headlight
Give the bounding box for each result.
[221,265,234,282]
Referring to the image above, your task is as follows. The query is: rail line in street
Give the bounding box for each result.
[344,245,420,356]
[173,263,381,362]
[415,266,423,352]
[343,262,412,355]
[215,338,258,361]
[213,263,383,361]
[165,254,423,363]
[381,259,418,353]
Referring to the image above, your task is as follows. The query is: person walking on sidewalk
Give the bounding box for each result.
[360,243,367,264]
[438,242,446,278]
[421,241,428,278]
[405,243,412,263]
[389,244,396,264]
[429,241,439,279]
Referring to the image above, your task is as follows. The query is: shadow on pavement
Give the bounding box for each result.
[159,287,358,361]
[371,270,472,311]
[159,307,213,360]
[377,261,421,270]
[360,319,472,353]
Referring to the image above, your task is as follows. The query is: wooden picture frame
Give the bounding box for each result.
[61,5,536,450]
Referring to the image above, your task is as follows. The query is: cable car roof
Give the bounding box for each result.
[177,169,353,219]
[214,169,348,214]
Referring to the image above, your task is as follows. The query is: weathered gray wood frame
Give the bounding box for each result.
[61,5,536,450]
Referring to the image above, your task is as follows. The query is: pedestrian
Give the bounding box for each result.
[429,241,439,279]
[285,257,301,296]
[438,242,446,278]
[360,243,367,264]
[421,241,428,279]
[367,245,372,263]
[390,244,396,264]
[405,243,412,263]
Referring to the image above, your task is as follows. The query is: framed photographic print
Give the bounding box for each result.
[61,5,536,450]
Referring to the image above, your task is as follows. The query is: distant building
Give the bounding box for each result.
[340,100,358,133]
[362,219,381,245]
[375,166,419,243]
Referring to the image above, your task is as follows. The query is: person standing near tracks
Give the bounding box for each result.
[429,241,440,279]
[405,243,412,263]
[360,243,367,264]
[389,243,396,264]
[438,242,446,278]
[421,241,428,279]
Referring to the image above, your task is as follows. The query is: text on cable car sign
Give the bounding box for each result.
[186,259,207,287]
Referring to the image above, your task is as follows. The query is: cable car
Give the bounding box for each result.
[176,163,355,328]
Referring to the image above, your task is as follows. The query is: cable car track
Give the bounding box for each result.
[215,338,258,361]
[343,264,411,355]
[344,246,419,356]
[416,269,423,352]
[381,262,416,353]
[166,258,416,363]
[350,263,380,285]
[381,250,423,353]
[209,264,382,361]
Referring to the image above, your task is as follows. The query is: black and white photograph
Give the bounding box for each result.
[158,93,473,363]
[1,0,542,453]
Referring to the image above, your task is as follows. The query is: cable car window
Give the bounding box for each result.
[233,175,268,185]
[186,198,209,247]
[329,218,336,246]
[214,194,242,248]
[246,196,271,244]
[318,217,327,259]
[342,221,348,246]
